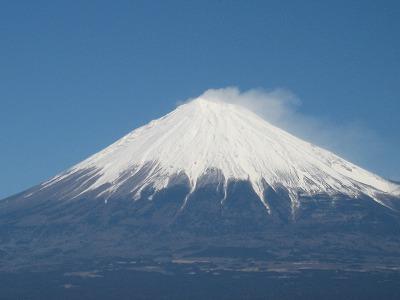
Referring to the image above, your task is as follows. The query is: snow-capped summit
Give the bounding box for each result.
[42,95,399,211]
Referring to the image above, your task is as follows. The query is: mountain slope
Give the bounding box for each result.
[1,96,400,272]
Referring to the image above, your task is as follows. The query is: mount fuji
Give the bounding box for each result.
[1,94,400,272]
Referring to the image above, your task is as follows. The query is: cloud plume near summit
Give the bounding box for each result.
[183,87,397,181]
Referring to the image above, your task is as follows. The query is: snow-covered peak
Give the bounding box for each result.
[44,96,399,211]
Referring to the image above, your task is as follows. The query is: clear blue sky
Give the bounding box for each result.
[1,0,399,199]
